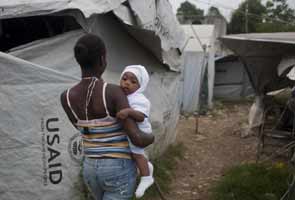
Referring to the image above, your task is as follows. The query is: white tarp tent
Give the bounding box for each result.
[0,1,185,199]
[181,24,215,113]
[214,55,253,99]
[0,52,81,200]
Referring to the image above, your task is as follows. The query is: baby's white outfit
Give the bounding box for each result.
[127,92,152,155]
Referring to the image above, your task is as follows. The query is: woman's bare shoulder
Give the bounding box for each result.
[105,83,129,111]
[106,83,125,97]
[106,83,121,90]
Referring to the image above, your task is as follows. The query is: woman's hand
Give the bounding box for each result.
[122,118,154,147]
[111,85,154,147]
[116,108,130,120]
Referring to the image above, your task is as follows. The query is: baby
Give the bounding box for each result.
[117,65,154,198]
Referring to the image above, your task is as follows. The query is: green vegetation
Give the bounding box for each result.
[176,1,204,24]
[210,163,293,200]
[176,0,295,33]
[228,0,295,34]
[136,143,186,200]
[228,0,266,33]
[74,166,92,200]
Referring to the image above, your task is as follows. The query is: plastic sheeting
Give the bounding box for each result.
[0,6,183,200]
[278,55,295,76]
[181,25,215,113]
[114,0,185,71]
[0,52,81,200]
[287,66,295,80]
[248,95,264,129]
[128,0,184,51]
[221,33,295,94]
[221,33,295,132]
[0,0,127,18]
[182,52,206,112]
[0,0,185,72]
[214,55,253,99]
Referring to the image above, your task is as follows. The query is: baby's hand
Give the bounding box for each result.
[116,109,130,120]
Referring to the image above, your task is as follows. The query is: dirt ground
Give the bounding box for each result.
[154,102,259,200]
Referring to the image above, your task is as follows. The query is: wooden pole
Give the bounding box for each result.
[194,112,199,134]
[245,1,249,33]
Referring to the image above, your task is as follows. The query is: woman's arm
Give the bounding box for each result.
[109,85,154,147]
[116,108,145,122]
[60,91,78,128]
[121,118,154,147]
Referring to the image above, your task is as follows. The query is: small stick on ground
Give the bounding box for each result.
[194,112,199,134]
[154,180,168,200]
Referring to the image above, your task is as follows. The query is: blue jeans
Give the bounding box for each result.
[83,157,137,200]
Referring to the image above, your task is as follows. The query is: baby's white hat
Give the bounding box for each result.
[121,65,149,93]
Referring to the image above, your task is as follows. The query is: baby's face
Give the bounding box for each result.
[120,72,140,95]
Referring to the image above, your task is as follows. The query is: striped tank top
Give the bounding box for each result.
[66,77,131,159]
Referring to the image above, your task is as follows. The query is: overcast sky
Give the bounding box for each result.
[168,0,295,21]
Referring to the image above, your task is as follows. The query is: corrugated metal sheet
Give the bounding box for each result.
[222,32,295,44]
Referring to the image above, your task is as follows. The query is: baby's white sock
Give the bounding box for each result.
[135,162,154,198]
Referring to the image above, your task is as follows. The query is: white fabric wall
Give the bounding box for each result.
[181,25,216,113]
[207,45,215,109]
[214,60,253,99]
[181,52,205,113]
[0,52,80,200]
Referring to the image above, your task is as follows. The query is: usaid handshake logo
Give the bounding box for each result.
[68,132,83,163]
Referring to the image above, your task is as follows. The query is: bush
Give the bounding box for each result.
[210,163,293,200]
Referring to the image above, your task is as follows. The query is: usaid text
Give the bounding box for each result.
[41,117,62,185]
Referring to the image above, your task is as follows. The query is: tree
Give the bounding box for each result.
[256,0,295,32]
[208,6,222,17]
[228,0,266,34]
[265,0,295,22]
[176,1,204,24]
[228,0,295,33]
[206,6,227,22]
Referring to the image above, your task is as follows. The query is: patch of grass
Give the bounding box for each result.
[74,166,93,200]
[210,163,293,200]
[136,143,186,200]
